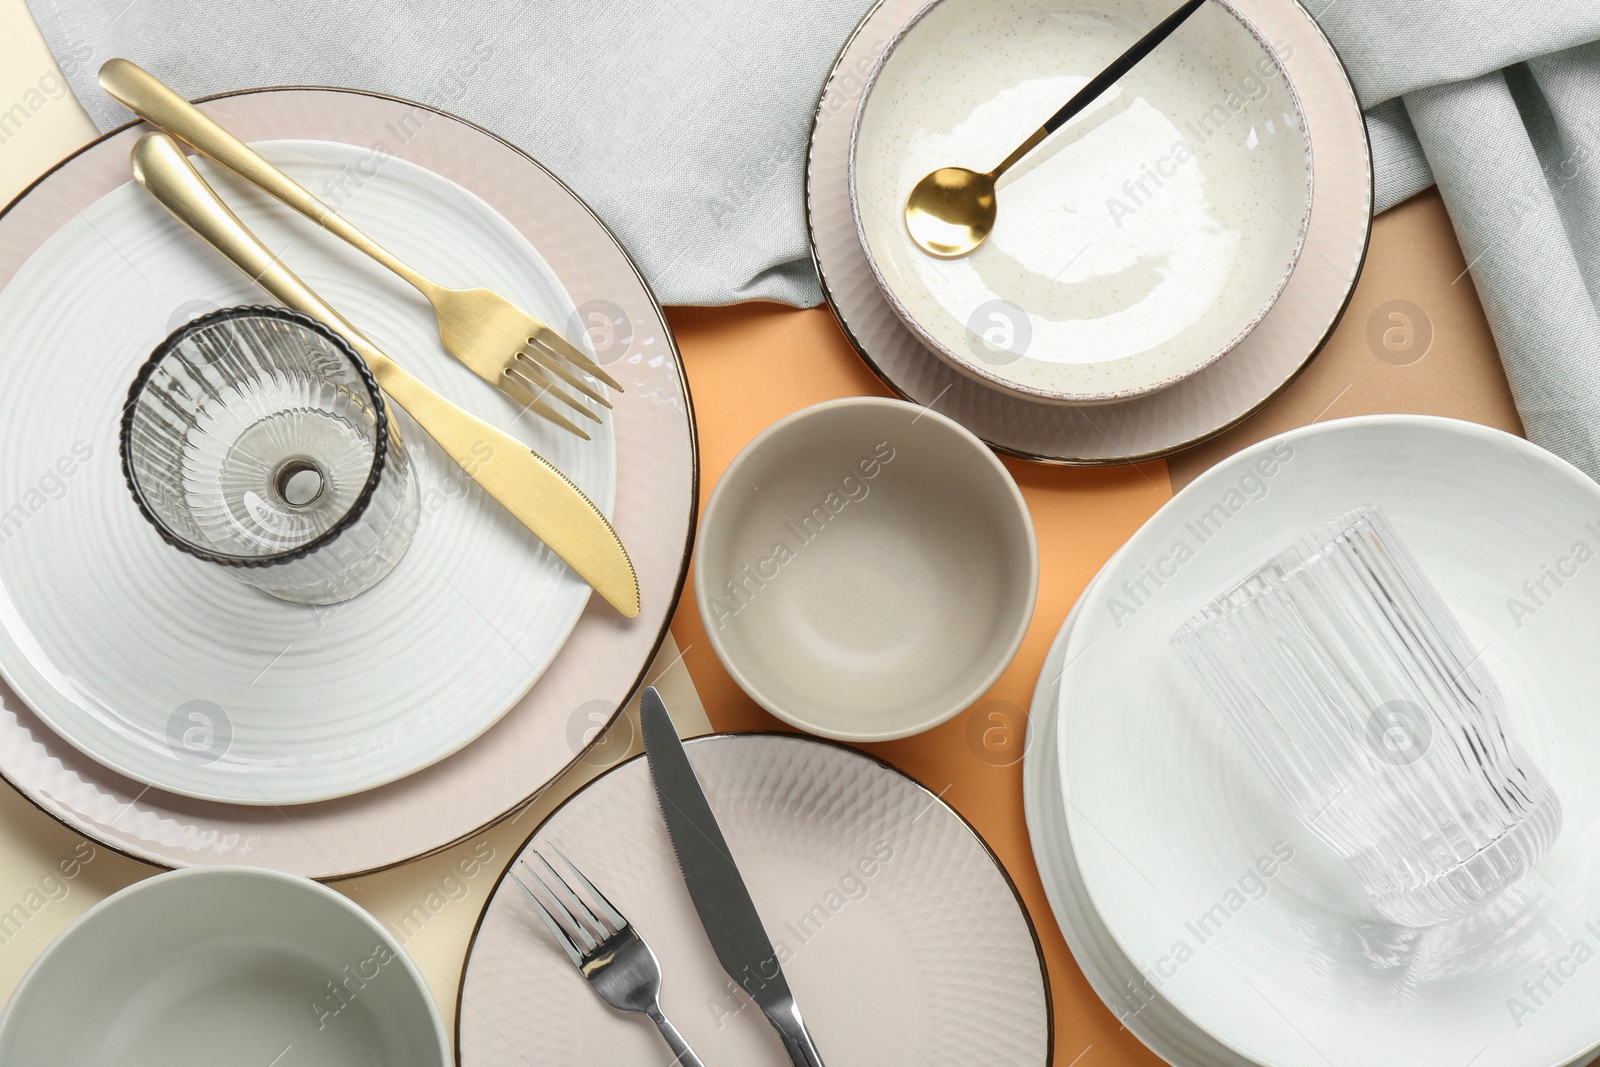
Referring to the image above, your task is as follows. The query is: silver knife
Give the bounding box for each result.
[640,688,826,1067]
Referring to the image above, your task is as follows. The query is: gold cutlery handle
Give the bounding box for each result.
[102,58,435,296]
[130,133,641,617]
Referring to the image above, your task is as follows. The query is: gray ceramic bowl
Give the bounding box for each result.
[696,396,1038,740]
[0,866,449,1065]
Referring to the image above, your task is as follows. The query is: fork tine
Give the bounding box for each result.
[504,360,598,420]
[551,847,626,932]
[518,344,613,409]
[511,864,584,966]
[519,858,600,953]
[530,851,612,941]
[498,372,592,440]
[507,363,602,423]
[535,327,625,392]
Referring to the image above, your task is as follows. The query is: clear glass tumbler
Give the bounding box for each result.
[1171,505,1561,926]
[121,306,420,605]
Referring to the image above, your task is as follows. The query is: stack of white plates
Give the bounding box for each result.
[1024,415,1600,1066]
[0,87,696,877]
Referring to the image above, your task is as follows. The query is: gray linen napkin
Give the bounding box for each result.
[22,0,1600,474]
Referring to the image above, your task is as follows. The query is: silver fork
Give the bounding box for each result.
[514,851,707,1067]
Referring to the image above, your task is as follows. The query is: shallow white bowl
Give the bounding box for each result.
[696,397,1037,741]
[850,0,1312,404]
[0,867,449,1066]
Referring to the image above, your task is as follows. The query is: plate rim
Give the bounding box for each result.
[451,729,1058,1066]
[1025,562,1260,1065]
[0,83,700,878]
[804,0,1376,465]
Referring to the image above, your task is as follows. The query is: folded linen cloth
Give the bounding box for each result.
[24,0,1600,474]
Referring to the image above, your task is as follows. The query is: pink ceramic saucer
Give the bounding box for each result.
[0,87,696,878]
[457,733,1050,1065]
[807,0,1372,464]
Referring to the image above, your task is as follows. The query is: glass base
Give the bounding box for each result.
[1350,787,1563,927]
[248,469,421,606]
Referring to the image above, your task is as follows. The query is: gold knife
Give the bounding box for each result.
[101,57,619,438]
[130,132,641,617]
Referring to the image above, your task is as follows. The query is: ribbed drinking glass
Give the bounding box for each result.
[121,306,420,605]
[1171,505,1561,926]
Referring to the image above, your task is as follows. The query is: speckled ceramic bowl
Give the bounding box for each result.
[850,0,1313,404]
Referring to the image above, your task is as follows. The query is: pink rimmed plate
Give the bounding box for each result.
[808,0,1371,463]
[457,733,1050,1065]
[0,87,695,876]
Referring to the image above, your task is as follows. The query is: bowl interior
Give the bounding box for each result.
[851,0,1311,402]
[698,399,1036,740]
[0,869,445,1066]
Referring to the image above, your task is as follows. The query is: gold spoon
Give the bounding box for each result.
[904,0,1208,258]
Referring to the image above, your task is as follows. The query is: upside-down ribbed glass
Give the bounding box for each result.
[121,307,419,605]
[1171,505,1561,926]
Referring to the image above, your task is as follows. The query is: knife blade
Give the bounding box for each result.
[639,688,826,1067]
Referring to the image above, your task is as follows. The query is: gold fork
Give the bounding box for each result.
[132,132,641,617]
[101,58,622,441]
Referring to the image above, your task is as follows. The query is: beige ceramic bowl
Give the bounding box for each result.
[696,397,1037,740]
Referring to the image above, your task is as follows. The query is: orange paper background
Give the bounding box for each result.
[665,188,1522,1065]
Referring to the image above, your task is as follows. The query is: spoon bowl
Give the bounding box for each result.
[902,0,1206,258]
[904,166,996,258]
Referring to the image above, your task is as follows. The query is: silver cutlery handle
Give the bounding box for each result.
[645,1007,707,1067]
[769,1002,826,1067]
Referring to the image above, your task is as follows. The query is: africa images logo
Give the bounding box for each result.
[1104,441,1294,628]
[704,441,896,630]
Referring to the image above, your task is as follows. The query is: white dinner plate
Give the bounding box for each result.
[1027,570,1600,1067]
[1056,416,1600,1067]
[0,138,612,804]
[0,87,696,877]
[851,0,1311,403]
[458,733,1051,1065]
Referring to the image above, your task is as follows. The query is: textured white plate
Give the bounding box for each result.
[1056,417,1600,1067]
[850,0,1310,403]
[0,138,612,805]
[809,0,1370,461]
[459,734,1050,1065]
